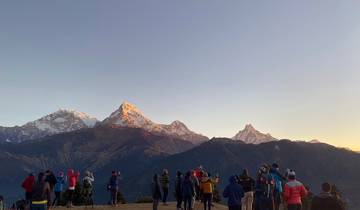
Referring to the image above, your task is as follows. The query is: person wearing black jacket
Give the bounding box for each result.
[44,170,56,206]
[238,169,255,210]
[311,183,344,210]
[175,171,183,210]
[151,174,162,210]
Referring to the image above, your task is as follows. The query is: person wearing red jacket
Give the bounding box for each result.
[66,169,80,208]
[283,170,308,210]
[22,173,35,202]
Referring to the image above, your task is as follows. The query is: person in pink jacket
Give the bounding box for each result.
[283,170,308,210]
[67,169,80,208]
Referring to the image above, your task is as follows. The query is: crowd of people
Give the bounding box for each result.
[0,164,346,210]
[15,169,122,210]
[151,164,346,210]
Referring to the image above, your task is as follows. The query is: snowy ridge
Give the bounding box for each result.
[232,124,278,144]
[101,102,208,144]
[0,109,98,143]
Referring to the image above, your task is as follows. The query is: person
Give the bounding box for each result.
[310,183,344,210]
[52,172,66,207]
[301,186,313,210]
[0,195,4,210]
[190,170,199,209]
[45,170,57,191]
[151,174,162,210]
[269,164,286,210]
[182,171,195,210]
[30,172,51,210]
[200,173,216,210]
[82,171,95,206]
[255,164,275,210]
[160,169,170,205]
[223,176,244,210]
[107,171,120,206]
[66,169,80,208]
[238,169,255,210]
[175,171,183,210]
[22,173,35,203]
[283,170,307,210]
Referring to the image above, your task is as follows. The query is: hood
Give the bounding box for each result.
[318,192,332,198]
[229,176,237,184]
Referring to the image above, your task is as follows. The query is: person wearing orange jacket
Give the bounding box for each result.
[283,170,307,210]
[200,173,218,210]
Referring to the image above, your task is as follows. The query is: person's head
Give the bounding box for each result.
[0,195,4,201]
[45,170,52,175]
[176,171,182,177]
[37,172,46,183]
[162,169,168,175]
[229,176,237,184]
[272,163,279,170]
[85,170,91,176]
[242,169,249,177]
[259,165,268,174]
[288,170,296,180]
[153,174,159,183]
[68,169,74,174]
[321,182,332,193]
[112,171,116,176]
[58,171,64,177]
[185,171,192,178]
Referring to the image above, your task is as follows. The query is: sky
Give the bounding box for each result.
[1,1,360,149]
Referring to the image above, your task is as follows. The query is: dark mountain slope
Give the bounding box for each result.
[132,138,360,209]
[0,126,195,201]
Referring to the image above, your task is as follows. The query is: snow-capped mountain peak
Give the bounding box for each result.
[0,109,99,143]
[232,124,277,144]
[101,102,208,144]
[104,102,153,127]
[24,109,98,133]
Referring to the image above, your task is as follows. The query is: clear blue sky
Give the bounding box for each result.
[1,1,360,149]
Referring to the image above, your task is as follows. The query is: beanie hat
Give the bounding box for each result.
[288,170,296,179]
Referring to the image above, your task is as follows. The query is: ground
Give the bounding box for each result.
[59,202,228,210]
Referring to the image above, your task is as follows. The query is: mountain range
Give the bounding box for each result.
[0,102,282,145]
[1,102,358,209]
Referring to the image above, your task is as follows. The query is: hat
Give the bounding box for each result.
[288,170,296,176]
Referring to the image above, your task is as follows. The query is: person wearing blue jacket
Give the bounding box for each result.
[52,171,66,207]
[269,163,286,210]
[182,171,195,210]
[223,176,244,210]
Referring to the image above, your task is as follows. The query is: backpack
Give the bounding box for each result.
[83,178,92,189]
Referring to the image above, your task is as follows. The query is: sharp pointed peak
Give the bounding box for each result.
[244,124,255,129]
[118,101,142,114]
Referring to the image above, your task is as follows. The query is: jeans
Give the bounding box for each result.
[203,193,213,210]
[176,195,183,209]
[242,191,253,210]
[287,204,301,210]
[153,198,159,210]
[162,187,169,204]
[258,197,274,210]
[67,189,74,206]
[183,195,192,210]
[110,189,118,205]
[52,191,61,206]
[273,192,281,210]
